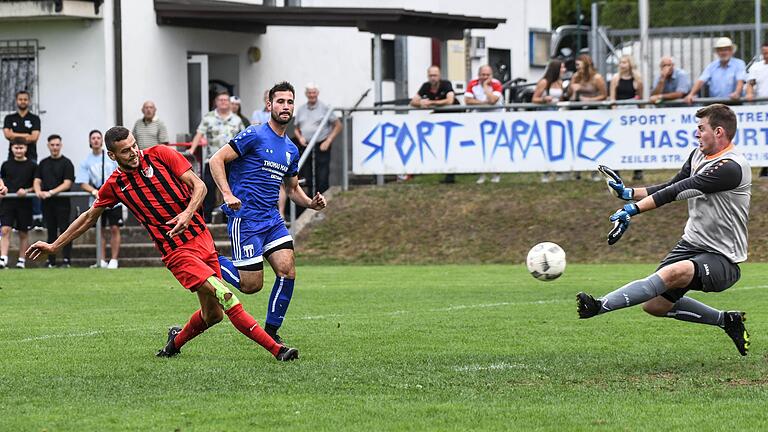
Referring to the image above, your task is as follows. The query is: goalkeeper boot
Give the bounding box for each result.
[722,311,750,356]
[576,292,602,319]
[156,326,182,357]
[275,346,299,361]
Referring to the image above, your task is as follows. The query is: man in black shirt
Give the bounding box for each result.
[0,140,37,269]
[3,90,41,162]
[410,65,457,109]
[410,66,458,183]
[34,134,75,268]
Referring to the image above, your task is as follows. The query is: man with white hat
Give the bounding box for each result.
[685,37,746,104]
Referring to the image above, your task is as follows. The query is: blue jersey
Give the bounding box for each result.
[224,123,300,221]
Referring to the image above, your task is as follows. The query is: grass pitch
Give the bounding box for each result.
[2,264,768,431]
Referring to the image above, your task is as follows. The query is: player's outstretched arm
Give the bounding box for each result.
[598,165,650,201]
[167,169,206,237]
[284,175,326,210]
[209,145,241,211]
[26,205,105,260]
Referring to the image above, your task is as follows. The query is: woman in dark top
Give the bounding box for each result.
[610,55,644,103]
[609,55,645,181]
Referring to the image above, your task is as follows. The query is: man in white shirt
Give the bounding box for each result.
[746,43,768,177]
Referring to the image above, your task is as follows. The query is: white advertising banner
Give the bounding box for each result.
[352,105,768,174]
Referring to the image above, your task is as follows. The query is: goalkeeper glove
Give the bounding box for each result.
[607,203,639,245]
[597,165,633,201]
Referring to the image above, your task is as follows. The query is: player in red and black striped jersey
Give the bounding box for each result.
[26,126,299,361]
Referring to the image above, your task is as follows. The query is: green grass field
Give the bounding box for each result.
[2,264,768,431]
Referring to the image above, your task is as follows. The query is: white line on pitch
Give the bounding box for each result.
[298,299,566,320]
[19,330,103,342]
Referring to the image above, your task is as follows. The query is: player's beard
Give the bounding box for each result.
[271,110,293,125]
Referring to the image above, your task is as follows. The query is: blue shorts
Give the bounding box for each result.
[227,216,293,267]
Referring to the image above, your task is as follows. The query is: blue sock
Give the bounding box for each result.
[266,276,295,328]
[217,255,241,291]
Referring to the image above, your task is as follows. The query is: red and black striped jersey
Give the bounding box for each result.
[94,145,207,257]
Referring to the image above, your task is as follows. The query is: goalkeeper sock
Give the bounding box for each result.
[174,309,209,349]
[598,273,666,314]
[226,303,281,356]
[266,276,295,328]
[217,255,242,291]
[666,297,723,326]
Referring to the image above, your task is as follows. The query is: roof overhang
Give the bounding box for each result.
[0,1,103,21]
[154,0,505,40]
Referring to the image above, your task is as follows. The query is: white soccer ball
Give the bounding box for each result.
[526,242,566,281]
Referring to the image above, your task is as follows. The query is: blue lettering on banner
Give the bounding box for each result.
[354,106,768,173]
[361,118,615,165]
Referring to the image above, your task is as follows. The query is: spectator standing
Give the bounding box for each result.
[411,65,458,184]
[132,100,169,150]
[230,96,252,127]
[532,60,566,183]
[685,37,746,104]
[3,90,41,161]
[4,90,43,228]
[650,57,691,104]
[294,83,342,194]
[251,90,271,125]
[610,55,645,181]
[465,64,503,184]
[188,91,244,223]
[0,140,36,269]
[76,130,122,269]
[610,55,643,103]
[745,43,768,177]
[34,134,75,268]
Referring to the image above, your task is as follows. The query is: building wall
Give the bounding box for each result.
[0,15,110,165]
[0,0,550,174]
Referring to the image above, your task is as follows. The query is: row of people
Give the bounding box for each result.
[0,131,122,269]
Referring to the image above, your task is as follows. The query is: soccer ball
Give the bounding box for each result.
[526,242,566,281]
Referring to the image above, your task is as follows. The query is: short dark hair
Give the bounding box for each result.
[214,90,230,99]
[47,134,62,143]
[15,90,30,99]
[11,137,27,146]
[696,103,737,141]
[89,129,102,139]
[268,81,295,102]
[104,126,130,152]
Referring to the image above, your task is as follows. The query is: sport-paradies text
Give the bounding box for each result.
[361,118,615,164]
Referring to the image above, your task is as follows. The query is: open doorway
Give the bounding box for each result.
[186,53,240,136]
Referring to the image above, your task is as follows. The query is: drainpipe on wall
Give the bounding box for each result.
[114,0,123,125]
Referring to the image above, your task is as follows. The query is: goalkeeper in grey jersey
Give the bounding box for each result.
[577,104,751,356]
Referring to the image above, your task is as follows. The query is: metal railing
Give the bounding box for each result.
[1,190,108,265]
[288,105,336,233]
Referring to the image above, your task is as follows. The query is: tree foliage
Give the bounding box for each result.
[552,0,764,30]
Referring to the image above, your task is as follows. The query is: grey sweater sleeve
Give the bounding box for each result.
[650,158,742,208]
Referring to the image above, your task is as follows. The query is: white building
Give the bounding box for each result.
[0,0,550,167]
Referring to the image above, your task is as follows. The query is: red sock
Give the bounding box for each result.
[174,309,209,349]
[225,303,281,356]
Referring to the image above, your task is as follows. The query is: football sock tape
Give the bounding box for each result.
[207,276,241,311]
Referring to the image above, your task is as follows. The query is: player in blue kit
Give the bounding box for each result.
[209,81,327,344]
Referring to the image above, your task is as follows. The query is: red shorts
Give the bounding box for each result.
[163,229,222,291]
